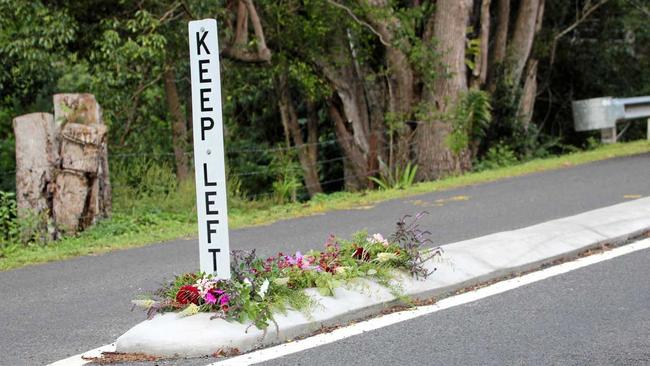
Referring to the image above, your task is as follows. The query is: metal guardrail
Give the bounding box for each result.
[572,96,650,143]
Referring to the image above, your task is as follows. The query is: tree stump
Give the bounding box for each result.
[13,93,111,238]
[52,94,111,234]
[13,113,58,217]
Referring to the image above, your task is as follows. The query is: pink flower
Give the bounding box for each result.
[204,291,217,304]
[220,294,230,305]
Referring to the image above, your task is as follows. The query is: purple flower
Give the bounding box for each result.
[220,294,230,305]
[204,292,217,304]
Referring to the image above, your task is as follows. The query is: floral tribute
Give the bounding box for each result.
[133,213,442,330]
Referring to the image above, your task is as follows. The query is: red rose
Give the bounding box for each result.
[176,285,200,305]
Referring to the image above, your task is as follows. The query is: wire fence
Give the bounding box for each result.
[1,136,417,202]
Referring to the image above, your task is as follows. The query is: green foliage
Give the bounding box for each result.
[269,149,303,204]
[0,191,19,247]
[0,0,76,98]
[370,162,418,190]
[448,89,492,153]
[0,191,48,257]
[465,37,481,70]
[473,143,518,171]
[139,218,440,329]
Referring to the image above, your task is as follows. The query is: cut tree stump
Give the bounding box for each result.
[12,113,58,218]
[13,93,112,238]
[52,170,89,234]
[53,93,111,233]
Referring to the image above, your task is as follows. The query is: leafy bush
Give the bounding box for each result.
[0,191,20,246]
[370,162,418,190]
[473,143,519,171]
[0,191,48,257]
[269,149,302,204]
[448,89,492,154]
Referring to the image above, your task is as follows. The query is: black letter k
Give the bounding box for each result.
[197,31,210,55]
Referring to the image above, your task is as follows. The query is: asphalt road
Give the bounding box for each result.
[260,241,650,366]
[1,153,649,365]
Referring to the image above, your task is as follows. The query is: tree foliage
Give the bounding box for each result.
[1,0,648,197]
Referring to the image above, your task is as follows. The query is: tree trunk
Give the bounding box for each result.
[508,0,541,87]
[416,0,473,180]
[360,0,416,168]
[471,0,492,88]
[328,100,367,190]
[13,113,57,220]
[519,59,539,129]
[306,100,320,169]
[518,0,545,128]
[488,0,510,92]
[163,65,190,182]
[492,0,510,66]
[222,0,271,63]
[277,75,323,197]
[317,49,371,156]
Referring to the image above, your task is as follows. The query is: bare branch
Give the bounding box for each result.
[549,0,610,65]
[325,0,390,46]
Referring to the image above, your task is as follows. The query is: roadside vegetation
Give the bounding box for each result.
[134,214,439,329]
[1,1,650,270]
[1,140,648,271]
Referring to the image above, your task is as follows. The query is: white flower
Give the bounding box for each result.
[367,269,377,276]
[258,279,270,299]
[335,266,349,274]
[376,252,398,262]
[195,278,216,297]
[369,233,390,247]
[243,278,253,287]
[273,277,290,286]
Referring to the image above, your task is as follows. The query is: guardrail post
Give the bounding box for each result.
[601,126,617,144]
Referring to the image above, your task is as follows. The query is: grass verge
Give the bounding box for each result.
[2,140,649,271]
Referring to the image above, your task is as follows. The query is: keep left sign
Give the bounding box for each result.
[188,19,231,279]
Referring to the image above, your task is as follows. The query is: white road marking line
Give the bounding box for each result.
[46,238,650,366]
[47,343,115,366]
[207,238,650,366]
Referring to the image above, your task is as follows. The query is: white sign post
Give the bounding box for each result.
[188,19,231,279]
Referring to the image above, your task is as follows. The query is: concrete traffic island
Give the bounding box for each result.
[116,197,650,358]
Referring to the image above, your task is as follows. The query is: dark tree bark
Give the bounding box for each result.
[163,64,190,182]
[488,0,510,93]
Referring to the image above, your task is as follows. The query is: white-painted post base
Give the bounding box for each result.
[601,126,617,144]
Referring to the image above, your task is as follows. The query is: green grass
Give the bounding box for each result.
[2,140,649,271]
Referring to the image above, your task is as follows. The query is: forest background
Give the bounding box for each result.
[1,0,649,265]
